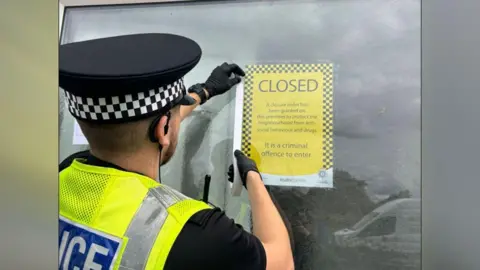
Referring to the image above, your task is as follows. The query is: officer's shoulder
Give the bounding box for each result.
[170,207,266,269]
[59,150,90,172]
[186,207,222,227]
[185,207,248,233]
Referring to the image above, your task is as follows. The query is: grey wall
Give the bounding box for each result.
[60,1,421,269]
[422,0,480,269]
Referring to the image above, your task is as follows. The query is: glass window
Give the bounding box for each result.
[60,1,420,269]
[352,211,380,231]
[358,216,397,237]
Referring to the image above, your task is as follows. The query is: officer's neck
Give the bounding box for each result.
[90,147,161,181]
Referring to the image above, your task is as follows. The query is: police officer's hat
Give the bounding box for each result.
[59,33,201,124]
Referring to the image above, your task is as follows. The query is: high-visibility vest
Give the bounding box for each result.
[59,159,211,270]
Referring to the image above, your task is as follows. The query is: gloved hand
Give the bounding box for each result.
[228,150,260,189]
[204,62,245,99]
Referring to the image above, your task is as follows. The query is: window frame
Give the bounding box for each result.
[59,0,196,40]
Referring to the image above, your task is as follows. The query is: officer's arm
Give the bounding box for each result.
[180,90,209,121]
[247,172,295,270]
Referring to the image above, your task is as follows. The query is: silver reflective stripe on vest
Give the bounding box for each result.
[118,185,185,270]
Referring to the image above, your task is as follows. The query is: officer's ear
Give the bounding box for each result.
[154,113,171,147]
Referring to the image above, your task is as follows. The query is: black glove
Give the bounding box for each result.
[228,150,260,189]
[205,62,245,99]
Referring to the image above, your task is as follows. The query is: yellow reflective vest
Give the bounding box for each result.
[59,159,211,270]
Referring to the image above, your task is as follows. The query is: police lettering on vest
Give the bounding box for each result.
[59,216,123,270]
[258,79,319,92]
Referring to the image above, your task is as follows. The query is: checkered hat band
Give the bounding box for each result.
[64,78,185,122]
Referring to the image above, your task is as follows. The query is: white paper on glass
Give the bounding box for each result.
[72,120,88,145]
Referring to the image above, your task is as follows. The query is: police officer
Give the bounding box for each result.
[59,33,294,270]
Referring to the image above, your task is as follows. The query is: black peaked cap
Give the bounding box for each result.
[59,33,201,124]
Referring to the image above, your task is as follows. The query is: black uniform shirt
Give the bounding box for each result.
[60,152,266,270]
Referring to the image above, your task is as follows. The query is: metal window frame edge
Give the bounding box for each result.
[59,0,193,40]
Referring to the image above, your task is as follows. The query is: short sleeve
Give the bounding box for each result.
[165,208,267,270]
